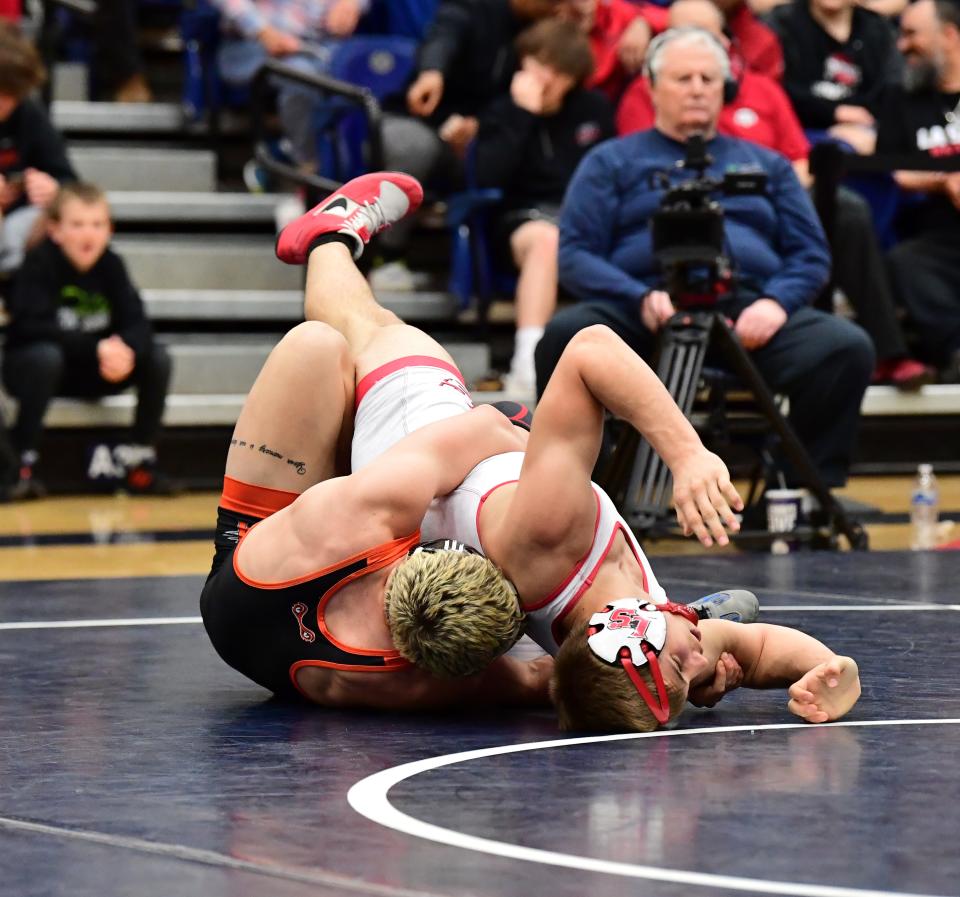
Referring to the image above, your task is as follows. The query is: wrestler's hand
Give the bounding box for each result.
[688,652,744,707]
[787,656,861,723]
[671,448,743,547]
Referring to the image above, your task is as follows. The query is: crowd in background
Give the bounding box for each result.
[1,0,960,501]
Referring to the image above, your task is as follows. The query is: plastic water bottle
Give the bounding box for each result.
[910,463,939,551]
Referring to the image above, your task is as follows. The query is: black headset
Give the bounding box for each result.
[644,27,740,105]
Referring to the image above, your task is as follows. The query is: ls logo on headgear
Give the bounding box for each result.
[587,598,668,667]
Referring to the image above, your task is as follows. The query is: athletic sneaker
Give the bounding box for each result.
[686,589,759,623]
[275,172,424,265]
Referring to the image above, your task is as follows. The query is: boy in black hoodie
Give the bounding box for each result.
[474,17,614,393]
[2,183,171,499]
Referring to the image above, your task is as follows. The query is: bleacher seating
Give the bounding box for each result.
[2,20,959,492]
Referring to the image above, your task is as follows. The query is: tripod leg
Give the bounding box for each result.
[711,316,865,549]
[623,315,712,530]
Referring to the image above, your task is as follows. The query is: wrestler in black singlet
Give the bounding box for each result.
[200,504,414,699]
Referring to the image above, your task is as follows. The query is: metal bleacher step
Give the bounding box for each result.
[107,191,278,225]
[71,147,218,193]
[860,384,960,416]
[142,288,459,322]
[52,100,187,135]
[52,63,89,103]
[112,235,303,291]
[40,337,493,428]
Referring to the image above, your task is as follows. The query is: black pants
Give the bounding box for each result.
[535,301,874,488]
[887,229,960,365]
[832,188,908,361]
[1,341,171,455]
[91,0,144,96]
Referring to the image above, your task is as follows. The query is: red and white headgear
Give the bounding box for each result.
[587,598,699,725]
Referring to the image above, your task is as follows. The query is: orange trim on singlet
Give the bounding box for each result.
[312,531,419,657]
[355,355,465,409]
[523,489,603,612]
[219,475,299,519]
[550,522,653,647]
[233,527,419,591]
[288,530,420,697]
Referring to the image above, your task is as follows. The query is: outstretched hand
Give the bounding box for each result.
[688,651,743,707]
[671,449,743,547]
[788,656,861,724]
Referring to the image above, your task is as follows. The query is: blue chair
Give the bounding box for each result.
[323,35,418,181]
[444,142,525,312]
[362,0,438,40]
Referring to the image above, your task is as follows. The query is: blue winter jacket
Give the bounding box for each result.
[558,129,830,315]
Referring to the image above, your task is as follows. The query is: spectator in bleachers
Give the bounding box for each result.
[878,0,960,382]
[560,0,666,102]
[1,183,171,499]
[617,0,933,389]
[0,23,76,276]
[713,0,784,81]
[769,0,898,155]
[536,27,875,488]
[475,18,614,393]
[372,0,561,290]
[212,0,369,173]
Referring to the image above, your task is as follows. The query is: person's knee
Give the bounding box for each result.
[822,317,876,380]
[511,221,559,267]
[10,342,65,386]
[281,321,351,367]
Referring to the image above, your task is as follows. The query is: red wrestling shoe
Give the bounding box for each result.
[275,172,424,264]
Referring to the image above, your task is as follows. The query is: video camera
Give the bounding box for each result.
[651,134,767,307]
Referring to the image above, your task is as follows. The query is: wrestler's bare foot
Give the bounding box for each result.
[275,172,423,264]
[787,656,860,723]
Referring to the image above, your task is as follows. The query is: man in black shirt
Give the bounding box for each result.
[770,0,899,155]
[474,17,614,393]
[878,0,960,380]
[0,23,76,276]
[2,183,171,499]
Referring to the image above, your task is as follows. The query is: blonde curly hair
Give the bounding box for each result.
[551,619,689,732]
[385,550,525,678]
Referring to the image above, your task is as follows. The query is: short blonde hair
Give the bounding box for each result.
[47,182,109,222]
[385,550,525,678]
[551,619,688,732]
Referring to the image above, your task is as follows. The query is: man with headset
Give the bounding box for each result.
[536,26,875,492]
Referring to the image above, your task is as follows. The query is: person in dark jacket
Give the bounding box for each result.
[372,0,562,290]
[1,183,171,499]
[769,0,899,155]
[0,22,76,275]
[536,27,875,489]
[475,18,614,392]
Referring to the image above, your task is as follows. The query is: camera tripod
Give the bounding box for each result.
[597,309,869,551]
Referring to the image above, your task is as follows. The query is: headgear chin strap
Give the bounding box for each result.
[408,539,481,557]
[586,598,699,725]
